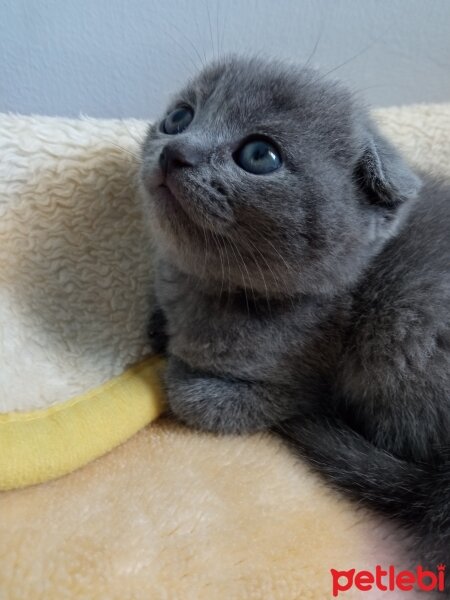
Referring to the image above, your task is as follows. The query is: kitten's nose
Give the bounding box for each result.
[159,143,202,176]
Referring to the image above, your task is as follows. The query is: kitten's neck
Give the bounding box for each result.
[163,256,343,320]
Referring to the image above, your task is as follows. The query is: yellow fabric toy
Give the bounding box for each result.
[0,357,165,490]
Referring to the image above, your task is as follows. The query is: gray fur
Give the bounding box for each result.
[139,56,450,578]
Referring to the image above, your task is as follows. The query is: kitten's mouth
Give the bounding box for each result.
[154,176,232,233]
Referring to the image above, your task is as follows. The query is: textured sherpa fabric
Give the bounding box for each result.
[0,420,420,600]
[1,106,449,599]
[0,115,152,412]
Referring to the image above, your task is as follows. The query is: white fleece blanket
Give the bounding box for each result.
[1,106,449,599]
[0,116,152,412]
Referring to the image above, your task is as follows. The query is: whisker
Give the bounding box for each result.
[212,230,226,298]
[236,244,257,307]
[165,20,205,69]
[242,236,272,314]
[206,0,216,61]
[312,21,396,86]
[227,238,250,316]
[216,233,230,302]
[245,226,297,311]
[118,119,146,147]
[215,0,221,58]
[192,6,208,66]
[109,141,142,162]
[303,18,326,70]
[219,0,227,58]
[160,32,198,76]
[222,236,232,307]
[244,222,294,279]
[229,236,257,309]
[200,223,210,285]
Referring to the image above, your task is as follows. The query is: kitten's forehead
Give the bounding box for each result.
[196,59,300,112]
[177,57,356,131]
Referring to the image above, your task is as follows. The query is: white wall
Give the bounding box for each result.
[1,0,450,119]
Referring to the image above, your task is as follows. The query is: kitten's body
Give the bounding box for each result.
[140,57,450,583]
[156,176,450,461]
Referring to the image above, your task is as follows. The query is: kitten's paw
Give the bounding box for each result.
[165,357,291,434]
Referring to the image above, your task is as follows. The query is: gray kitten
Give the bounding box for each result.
[140,57,450,579]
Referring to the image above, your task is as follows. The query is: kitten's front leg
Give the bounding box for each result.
[165,356,296,434]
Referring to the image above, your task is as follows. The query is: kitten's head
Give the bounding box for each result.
[140,56,420,297]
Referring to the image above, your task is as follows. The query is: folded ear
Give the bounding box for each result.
[354,129,422,208]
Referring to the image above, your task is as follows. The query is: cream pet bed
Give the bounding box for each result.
[1,106,449,599]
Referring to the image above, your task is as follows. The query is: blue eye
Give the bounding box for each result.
[162,106,194,135]
[235,138,282,174]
